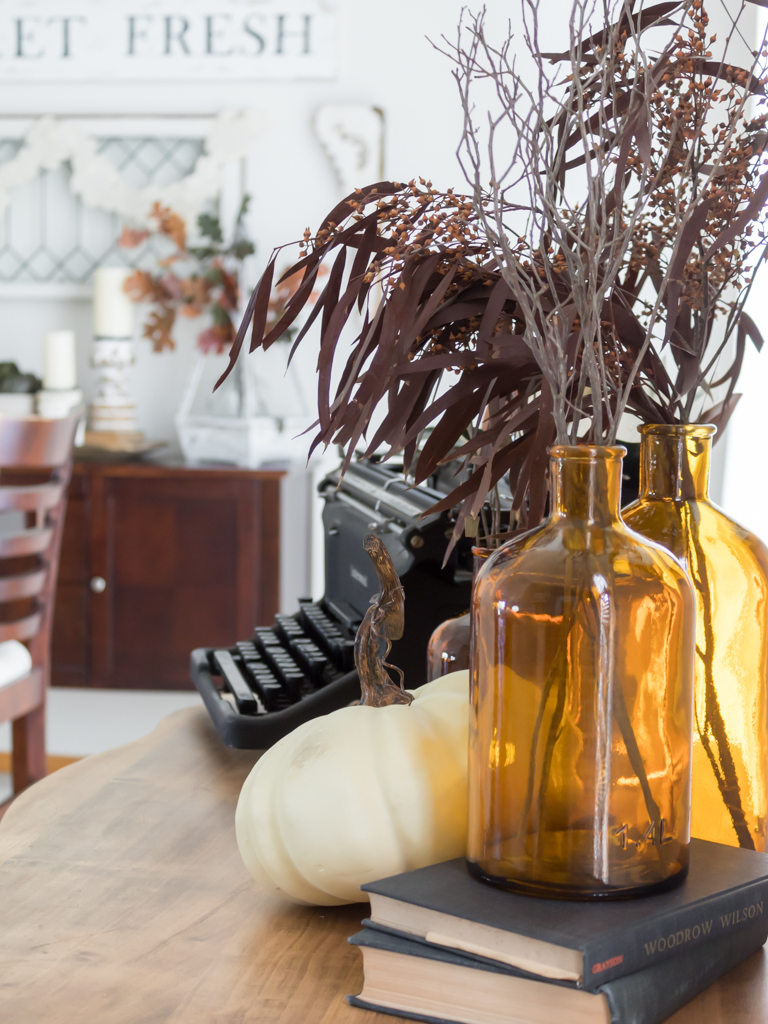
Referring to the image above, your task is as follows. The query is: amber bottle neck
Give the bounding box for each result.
[638,426,715,501]
[549,446,625,526]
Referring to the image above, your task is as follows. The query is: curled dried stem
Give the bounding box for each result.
[355,535,414,707]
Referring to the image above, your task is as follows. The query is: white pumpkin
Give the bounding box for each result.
[235,669,469,905]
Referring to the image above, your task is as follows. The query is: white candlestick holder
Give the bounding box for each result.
[90,337,139,434]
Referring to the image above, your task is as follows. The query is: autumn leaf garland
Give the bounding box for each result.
[120,198,254,354]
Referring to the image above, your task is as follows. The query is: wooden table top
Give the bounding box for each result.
[0,707,766,1024]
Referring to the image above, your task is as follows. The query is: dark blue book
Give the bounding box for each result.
[348,922,768,1024]
[361,839,768,989]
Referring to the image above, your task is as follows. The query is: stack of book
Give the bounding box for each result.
[347,838,768,1024]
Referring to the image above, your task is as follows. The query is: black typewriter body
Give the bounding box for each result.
[191,459,474,749]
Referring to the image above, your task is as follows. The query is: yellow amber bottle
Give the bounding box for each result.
[623,424,768,852]
[468,446,694,898]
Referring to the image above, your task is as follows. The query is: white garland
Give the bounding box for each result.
[0,109,268,224]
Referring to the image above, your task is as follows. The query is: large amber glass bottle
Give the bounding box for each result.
[469,446,694,899]
[623,425,768,852]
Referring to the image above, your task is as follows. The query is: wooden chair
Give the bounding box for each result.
[0,417,78,796]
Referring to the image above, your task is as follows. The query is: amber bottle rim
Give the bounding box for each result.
[547,444,626,460]
[639,423,717,438]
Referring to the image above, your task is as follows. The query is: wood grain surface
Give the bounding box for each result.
[0,706,766,1024]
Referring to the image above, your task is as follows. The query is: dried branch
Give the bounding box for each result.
[448,0,768,440]
[219,0,768,552]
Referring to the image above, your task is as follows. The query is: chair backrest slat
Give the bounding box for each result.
[0,417,78,469]
[0,570,47,602]
[0,483,65,513]
[0,612,43,643]
[0,529,54,559]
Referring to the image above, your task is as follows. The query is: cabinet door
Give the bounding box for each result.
[88,472,280,690]
[51,472,91,688]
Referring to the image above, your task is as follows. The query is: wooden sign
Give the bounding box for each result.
[0,0,336,81]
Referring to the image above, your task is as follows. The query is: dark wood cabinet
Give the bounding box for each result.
[51,460,282,690]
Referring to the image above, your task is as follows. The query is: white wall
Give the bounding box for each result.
[720,6,768,535]
[0,0,484,440]
[721,263,768,532]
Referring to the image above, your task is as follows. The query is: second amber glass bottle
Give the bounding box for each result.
[427,548,491,681]
[469,446,695,899]
[623,425,768,852]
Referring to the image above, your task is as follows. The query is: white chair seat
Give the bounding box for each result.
[0,640,32,690]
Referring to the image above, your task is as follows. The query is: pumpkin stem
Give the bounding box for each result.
[355,535,414,707]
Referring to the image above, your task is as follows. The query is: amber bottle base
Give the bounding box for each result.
[466,858,690,901]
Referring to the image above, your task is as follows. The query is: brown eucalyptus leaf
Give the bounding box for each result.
[315,270,369,370]
[364,371,439,458]
[215,257,280,390]
[672,345,700,398]
[400,372,443,474]
[395,352,480,374]
[261,263,323,349]
[287,281,327,363]
[428,431,535,519]
[414,388,496,482]
[476,278,515,342]
[697,394,742,436]
[524,380,556,526]
[317,181,405,236]
[400,368,518,448]
[703,170,768,263]
[561,91,634,153]
[422,299,492,331]
[409,265,459,341]
[331,306,385,412]
[444,423,509,464]
[739,311,765,353]
[688,59,766,96]
[213,263,266,390]
[663,200,713,344]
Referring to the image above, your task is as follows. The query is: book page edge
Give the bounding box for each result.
[369,893,583,983]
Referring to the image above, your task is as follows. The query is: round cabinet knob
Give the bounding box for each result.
[90,576,107,594]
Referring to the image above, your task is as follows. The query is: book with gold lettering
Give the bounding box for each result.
[348,920,768,1024]
[360,839,768,990]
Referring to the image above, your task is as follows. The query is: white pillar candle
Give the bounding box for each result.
[93,267,134,339]
[43,330,77,391]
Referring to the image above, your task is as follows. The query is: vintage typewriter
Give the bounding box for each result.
[191,444,641,748]
[191,459,475,748]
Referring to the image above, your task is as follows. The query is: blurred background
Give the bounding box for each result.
[0,0,765,790]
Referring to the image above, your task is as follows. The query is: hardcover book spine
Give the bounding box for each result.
[584,880,768,989]
[601,920,768,1024]
[348,922,768,1024]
